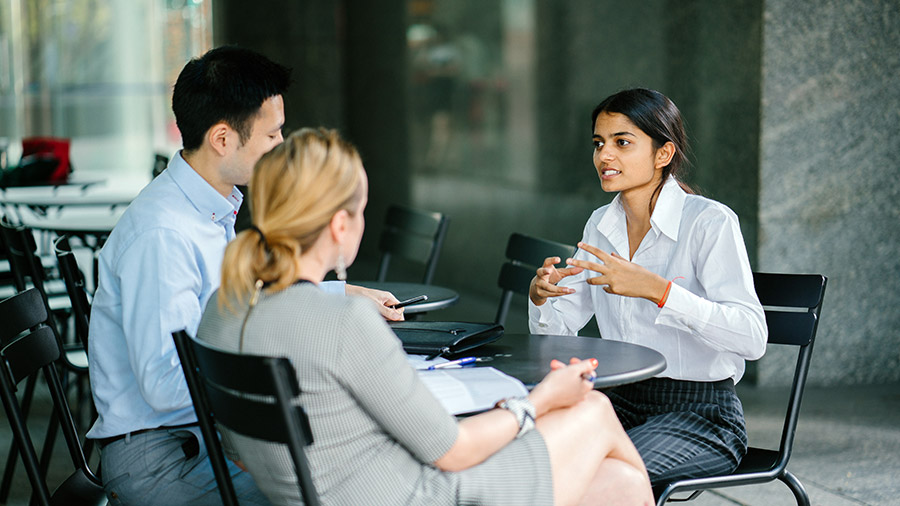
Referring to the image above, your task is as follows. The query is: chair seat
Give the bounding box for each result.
[50,468,107,506]
[735,447,780,475]
[65,348,89,370]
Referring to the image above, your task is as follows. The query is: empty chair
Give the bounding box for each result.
[53,235,92,350]
[0,220,91,501]
[376,204,449,284]
[0,216,73,320]
[0,288,106,506]
[495,232,576,326]
[655,272,827,506]
[172,330,320,506]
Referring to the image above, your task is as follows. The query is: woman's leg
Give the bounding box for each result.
[536,391,653,506]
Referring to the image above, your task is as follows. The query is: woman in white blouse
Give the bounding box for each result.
[528,88,767,486]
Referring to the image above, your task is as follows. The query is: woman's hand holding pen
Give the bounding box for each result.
[567,242,669,304]
[345,284,405,321]
[529,256,584,306]
[528,358,598,416]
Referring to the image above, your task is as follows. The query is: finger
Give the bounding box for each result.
[555,266,584,278]
[568,357,582,365]
[542,256,561,268]
[378,304,404,321]
[574,359,597,374]
[566,257,606,273]
[577,241,606,259]
[550,359,566,370]
[585,275,609,286]
[536,280,575,297]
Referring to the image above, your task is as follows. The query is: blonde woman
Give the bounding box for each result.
[197,128,653,506]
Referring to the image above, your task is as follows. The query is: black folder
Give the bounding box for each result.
[390,321,504,358]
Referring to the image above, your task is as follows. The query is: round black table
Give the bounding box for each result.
[355,281,459,314]
[475,333,666,389]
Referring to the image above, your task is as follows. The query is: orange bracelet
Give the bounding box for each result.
[658,280,673,308]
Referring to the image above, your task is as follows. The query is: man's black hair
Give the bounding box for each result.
[172,46,291,151]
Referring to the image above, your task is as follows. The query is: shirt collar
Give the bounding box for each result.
[649,176,686,241]
[596,176,686,247]
[167,151,243,226]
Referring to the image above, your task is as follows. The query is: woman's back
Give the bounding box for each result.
[198,282,459,505]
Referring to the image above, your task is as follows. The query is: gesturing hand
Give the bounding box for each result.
[528,256,584,306]
[566,242,669,304]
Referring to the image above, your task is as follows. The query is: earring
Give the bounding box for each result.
[335,252,347,281]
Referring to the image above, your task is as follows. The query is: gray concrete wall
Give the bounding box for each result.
[757,0,900,385]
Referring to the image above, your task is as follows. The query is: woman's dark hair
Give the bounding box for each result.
[172,46,292,151]
[591,88,694,202]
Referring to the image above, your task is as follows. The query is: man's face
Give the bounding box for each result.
[224,95,285,186]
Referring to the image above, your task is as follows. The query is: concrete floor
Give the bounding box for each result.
[2,289,898,505]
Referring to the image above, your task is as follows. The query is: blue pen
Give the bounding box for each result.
[427,357,477,370]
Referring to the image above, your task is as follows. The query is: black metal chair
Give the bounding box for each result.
[494,232,576,326]
[375,204,449,284]
[0,288,106,506]
[655,272,827,506]
[172,330,320,506]
[0,219,91,501]
[53,235,92,351]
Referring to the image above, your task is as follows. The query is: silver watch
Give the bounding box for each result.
[495,396,536,438]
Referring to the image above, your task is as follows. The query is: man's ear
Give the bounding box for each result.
[207,122,232,157]
[654,141,676,169]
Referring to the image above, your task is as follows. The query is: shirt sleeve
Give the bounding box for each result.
[337,299,458,464]
[655,208,768,360]
[116,228,202,413]
[320,280,346,295]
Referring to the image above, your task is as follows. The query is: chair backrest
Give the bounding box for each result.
[0,216,45,295]
[1,217,70,352]
[752,272,827,468]
[172,330,320,506]
[495,233,576,325]
[0,290,104,505]
[376,205,449,284]
[53,235,91,350]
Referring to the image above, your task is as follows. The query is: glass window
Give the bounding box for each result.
[0,0,212,177]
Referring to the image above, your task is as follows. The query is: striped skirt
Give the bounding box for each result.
[606,377,748,486]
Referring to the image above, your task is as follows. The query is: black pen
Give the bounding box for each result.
[390,294,428,309]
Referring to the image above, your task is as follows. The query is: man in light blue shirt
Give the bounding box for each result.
[87,46,401,505]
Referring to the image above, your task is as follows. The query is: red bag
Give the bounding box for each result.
[21,137,72,183]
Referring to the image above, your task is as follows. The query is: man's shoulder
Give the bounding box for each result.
[103,177,199,251]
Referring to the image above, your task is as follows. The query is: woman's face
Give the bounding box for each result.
[592,112,664,196]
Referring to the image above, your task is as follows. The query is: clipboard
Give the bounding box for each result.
[390,321,504,359]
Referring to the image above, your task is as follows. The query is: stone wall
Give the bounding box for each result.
[758,0,900,385]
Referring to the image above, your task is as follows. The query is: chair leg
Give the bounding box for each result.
[0,373,38,502]
[780,470,810,506]
[38,405,61,482]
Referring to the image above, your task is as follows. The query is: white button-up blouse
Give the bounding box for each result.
[529,177,767,383]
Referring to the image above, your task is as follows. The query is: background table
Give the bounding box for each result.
[471,333,666,389]
[356,281,459,314]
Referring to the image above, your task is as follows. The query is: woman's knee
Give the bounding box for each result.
[578,390,617,423]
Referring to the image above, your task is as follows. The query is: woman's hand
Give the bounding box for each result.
[528,358,598,416]
[529,256,584,306]
[567,242,669,304]
[345,284,405,321]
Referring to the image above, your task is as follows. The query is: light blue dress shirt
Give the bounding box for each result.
[87,152,344,439]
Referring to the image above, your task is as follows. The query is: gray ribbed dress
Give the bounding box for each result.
[196,282,553,506]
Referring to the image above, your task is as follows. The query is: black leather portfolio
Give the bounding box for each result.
[389,321,505,358]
